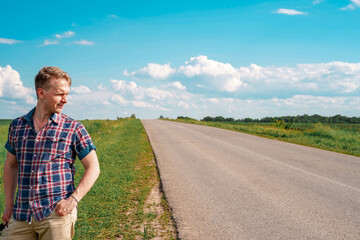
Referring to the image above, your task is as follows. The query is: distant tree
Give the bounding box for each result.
[225,117,235,122]
[202,116,214,122]
[349,117,360,124]
[177,116,197,121]
[130,114,136,119]
[199,114,360,124]
[243,118,253,122]
[214,116,225,122]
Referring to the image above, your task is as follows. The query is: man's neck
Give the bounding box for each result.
[34,103,52,123]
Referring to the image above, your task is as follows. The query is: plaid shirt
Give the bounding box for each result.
[5,107,96,222]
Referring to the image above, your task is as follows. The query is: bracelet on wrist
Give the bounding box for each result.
[70,195,79,204]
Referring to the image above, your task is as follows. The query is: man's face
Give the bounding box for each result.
[41,78,70,114]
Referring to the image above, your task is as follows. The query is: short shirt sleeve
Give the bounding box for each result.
[5,121,16,155]
[73,123,96,160]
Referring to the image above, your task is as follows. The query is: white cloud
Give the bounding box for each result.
[197,95,360,119]
[234,61,360,97]
[123,70,130,76]
[101,100,111,105]
[145,87,174,100]
[0,38,22,44]
[170,81,186,90]
[178,55,245,92]
[110,79,174,101]
[107,15,119,18]
[59,58,360,119]
[179,56,236,77]
[73,39,95,45]
[109,78,198,113]
[353,0,360,6]
[178,101,191,109]
[97,84,106,90]
[132,63,175,79]
[56,31,75,39]
[66,90,115,106]
[128,56,360,96]
[267,95,355,111]
[0,65,35,104]
[341,5,355,10]
[132,101,153,108]
[111,79,138,94]
[208,98,220,104]
[0,99,16,105]
[111,94,128,105]
[71,85,91,94]
[125,56,360,101]
[274,8,308,15]
[5,57,360,119]
[313,0,324,5]
[41,39,59,46]
[341,0,360,10]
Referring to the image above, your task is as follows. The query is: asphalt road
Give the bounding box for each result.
[141,119,360,240]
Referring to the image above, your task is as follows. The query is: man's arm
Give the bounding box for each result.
[2,152,18,224]
[55,150,100,216]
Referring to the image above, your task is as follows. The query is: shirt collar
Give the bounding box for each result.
[50,112,61,124]
[24,107,61,125]
[24,107,36,123]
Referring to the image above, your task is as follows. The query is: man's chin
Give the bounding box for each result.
[55,107,64,113]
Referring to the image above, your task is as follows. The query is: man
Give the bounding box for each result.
[1,66,100,239]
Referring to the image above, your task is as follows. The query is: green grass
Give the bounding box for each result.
[0,120,11,215]
[171,119,360,157]
[0,119,174,239]
[74,119,166,239]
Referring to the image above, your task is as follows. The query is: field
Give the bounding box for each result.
[0,119,176,239]
[172,119,360,157]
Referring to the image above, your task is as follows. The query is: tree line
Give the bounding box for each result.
[178,114,360,124]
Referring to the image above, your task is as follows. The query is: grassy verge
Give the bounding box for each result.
[0,119,175,239]
[75,119,175,239]
[171,119,360,157]
[0,120,11,215]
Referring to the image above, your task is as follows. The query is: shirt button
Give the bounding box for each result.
[31,170,35,173]
[34,154,37,157]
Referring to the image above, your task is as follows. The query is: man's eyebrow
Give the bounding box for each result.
[56,90,69,94]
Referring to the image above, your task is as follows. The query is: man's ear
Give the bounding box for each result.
[37,88,45,99]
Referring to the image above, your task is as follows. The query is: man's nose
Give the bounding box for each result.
[61,95,68,103]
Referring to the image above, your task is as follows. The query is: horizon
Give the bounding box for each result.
[3,112,360,122]
[1,0,360,120]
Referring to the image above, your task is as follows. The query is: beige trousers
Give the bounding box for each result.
[1,208,77,240]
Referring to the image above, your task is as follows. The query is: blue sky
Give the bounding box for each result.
[1,0,360,119]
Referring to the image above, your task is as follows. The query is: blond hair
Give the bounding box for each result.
[35,66,72,98]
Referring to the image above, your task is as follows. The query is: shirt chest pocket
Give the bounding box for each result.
[43,137,72,160]
[14,136,36,161]
[15,136,35,151]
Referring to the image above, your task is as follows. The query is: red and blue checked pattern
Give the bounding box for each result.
[5,108,96,222]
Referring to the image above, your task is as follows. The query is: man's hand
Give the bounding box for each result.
[2,152,17,225]
[2,205,13,225]
[54,197,78,216]
[55,150,100,217]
